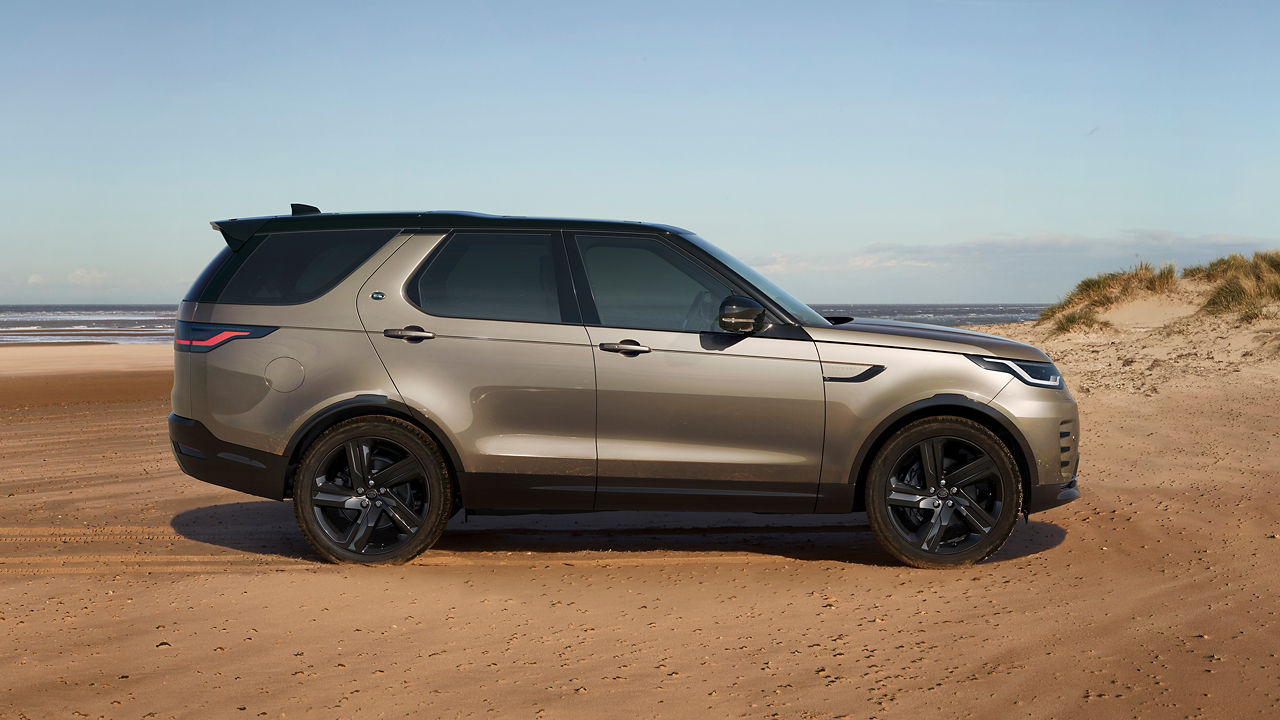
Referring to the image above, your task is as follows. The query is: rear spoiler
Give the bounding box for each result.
[210,203,322,251]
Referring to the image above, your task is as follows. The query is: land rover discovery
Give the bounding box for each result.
[169,205,1080,568]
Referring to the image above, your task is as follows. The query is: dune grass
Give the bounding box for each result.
[1037,262,1175,331]
[1039,251,1280,333]
[1181,251,1280,282]
[1188,251,1280,319]
[1050,308,1113,334]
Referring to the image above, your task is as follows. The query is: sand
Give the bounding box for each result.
[2,305,1280,718]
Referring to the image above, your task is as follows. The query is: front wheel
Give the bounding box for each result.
[866,417,1021,568]
[293,416,452,564]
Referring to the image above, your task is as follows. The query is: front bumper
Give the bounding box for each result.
[989,381,1081,515]
[1024,476,1080,513]
[168,413,289,500]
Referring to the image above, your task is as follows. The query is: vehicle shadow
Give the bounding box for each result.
[171,501,1067,566]
[170,500,312,560]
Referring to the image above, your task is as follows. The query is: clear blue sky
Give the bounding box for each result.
[1,1,1276,303]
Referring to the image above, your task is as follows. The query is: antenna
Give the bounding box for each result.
[291,203,321,216]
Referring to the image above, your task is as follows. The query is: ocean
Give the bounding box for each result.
[0,303,1048,344]
[0,304,176,344]
[809,303,1048,328]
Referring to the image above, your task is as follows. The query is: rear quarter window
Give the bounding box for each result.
[201,229,398,305]
[405,232,574,324]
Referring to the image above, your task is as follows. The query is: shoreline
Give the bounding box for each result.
[0,303,1050,347]
[0,319,1037,347]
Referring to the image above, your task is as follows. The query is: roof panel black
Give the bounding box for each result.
[210,211,692,250]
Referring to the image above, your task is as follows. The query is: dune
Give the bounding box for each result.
[973,273,1280,395]
[1,281,1278,718]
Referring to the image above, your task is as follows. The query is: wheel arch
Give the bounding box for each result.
[848,394,1033,513]
[282,394,464,501]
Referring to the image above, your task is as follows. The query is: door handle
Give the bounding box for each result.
[383,326,435,343]
[599,340,651,355]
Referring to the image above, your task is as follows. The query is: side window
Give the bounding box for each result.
[211,229,397,305]
[407,232,569,324]
[576,234,736,332]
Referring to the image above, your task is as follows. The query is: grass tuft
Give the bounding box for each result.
[1197,252,1280,321]
[1203,275,1253,313]
[1182,253,1250,282]
[1146,263,1177,292]
[1051,309,1113,334]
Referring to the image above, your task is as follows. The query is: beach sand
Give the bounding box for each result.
[2,307,1279,718]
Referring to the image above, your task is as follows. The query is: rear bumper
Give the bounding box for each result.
[168,413,289,500]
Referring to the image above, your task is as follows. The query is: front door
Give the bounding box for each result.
[568,232,826,512]
[357,231,597,511]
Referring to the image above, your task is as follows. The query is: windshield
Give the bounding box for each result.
[680,233,832,327]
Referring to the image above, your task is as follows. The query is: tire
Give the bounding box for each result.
[293,416,453,565]
[865,416,1021,569]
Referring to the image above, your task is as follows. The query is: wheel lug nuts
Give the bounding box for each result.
[933,500,942,508]
[375,501,383,508]
[360,500,369,508]
[356,488,365,495]
[368,481,374,487]
[946,500,954,507]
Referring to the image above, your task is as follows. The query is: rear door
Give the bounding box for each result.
[568,232,826,512]
[357,230,597,511]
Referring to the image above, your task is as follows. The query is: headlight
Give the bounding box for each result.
[967,355,1064,389]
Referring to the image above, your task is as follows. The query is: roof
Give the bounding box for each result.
[210,209,694,251]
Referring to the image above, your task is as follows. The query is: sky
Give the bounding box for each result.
[1,0,1277,304]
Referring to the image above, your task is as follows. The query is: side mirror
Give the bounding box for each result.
[718,295,766,334]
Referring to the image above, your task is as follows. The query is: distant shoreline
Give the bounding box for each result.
[0,302,1049,345]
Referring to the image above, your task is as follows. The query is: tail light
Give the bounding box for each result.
[175,321,275,353]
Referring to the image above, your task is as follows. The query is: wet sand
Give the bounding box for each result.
[2,323,1279,717]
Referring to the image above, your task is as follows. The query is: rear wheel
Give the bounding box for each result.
[293,416,452,564]
[866,417,1021,568]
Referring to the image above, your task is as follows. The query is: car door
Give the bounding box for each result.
[356,230,597,511]
[567,231,826,512]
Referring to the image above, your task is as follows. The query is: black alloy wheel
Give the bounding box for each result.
[866,417,1021,568]
[293,416,452,564]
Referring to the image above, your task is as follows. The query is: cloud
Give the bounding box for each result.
[27,274,48,285]
[781,230,1276,272]
[750,253,934,276]
[873,230,1272,264]
[67,268,107,286]
[742,229,1279,303]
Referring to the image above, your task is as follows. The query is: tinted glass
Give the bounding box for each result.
[577,234,736,332]
[409,232,566,324]
[679,232,831,327]
[213,229,397,305]
[183,246,232,302]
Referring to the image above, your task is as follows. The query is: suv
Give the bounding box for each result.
[169,205,1079,568]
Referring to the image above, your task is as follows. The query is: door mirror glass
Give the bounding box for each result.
[718,295,766,334]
